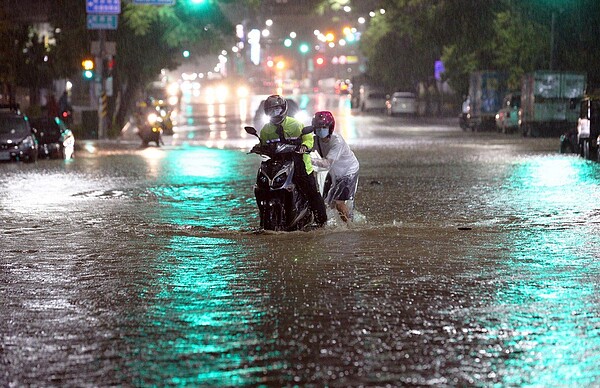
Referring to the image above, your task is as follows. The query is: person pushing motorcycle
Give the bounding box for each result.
[311,111,359,222]
[258,95,328,227]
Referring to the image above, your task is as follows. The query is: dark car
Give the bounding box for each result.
[30,117,75,159]
[0,104,37,163]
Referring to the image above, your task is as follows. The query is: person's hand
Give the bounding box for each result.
[297,144,309,154]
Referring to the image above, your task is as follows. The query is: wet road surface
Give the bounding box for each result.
[2,102,600,386]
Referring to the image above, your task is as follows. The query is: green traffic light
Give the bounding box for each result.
[299,43,309,54]
[284,38,292,48]
[83,70,94,80]
[183,50,190,58]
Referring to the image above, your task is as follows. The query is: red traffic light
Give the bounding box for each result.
[315,56,325,66]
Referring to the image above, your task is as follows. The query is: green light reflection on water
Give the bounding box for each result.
[123,147,275,385]
[126,235,279,386]
[474,155,600,385]
[146,146,256,229]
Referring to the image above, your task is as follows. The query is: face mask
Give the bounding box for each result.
[316,127,329,139]
[267,107,283,117]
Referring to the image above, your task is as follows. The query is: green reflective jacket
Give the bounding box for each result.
[259,116,314,175]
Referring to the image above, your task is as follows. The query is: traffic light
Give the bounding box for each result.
[299,43,310,54]
[315,55,325,66]
[81,58,95,80]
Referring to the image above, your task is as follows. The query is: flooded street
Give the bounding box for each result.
[2,97,600,386]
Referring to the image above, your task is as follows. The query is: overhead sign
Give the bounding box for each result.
[133,0,175,4]
[87,14,118,30]
[86,0,121,14]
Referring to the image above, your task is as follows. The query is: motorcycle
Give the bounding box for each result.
[245,125,315,231]
[136,109,164,147]
[154,103,174,136]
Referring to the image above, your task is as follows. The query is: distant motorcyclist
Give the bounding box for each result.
[258,94,328,226]
[311,111,359,222]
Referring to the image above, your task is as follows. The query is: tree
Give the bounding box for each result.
[0,10,24,103]
[359,0,441,92]
[111,1,247,134]
[360,0,600,98]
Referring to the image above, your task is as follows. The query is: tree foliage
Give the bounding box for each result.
[359,0,600,95]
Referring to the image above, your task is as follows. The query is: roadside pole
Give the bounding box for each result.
[86,0,120,139]
[98,29,106,138]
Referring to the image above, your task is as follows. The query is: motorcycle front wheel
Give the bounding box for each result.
[262,199,287,231]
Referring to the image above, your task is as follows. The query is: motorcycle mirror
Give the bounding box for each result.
[244,126,259,137]
[301,125,314,134]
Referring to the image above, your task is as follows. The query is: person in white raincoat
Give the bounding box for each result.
[310,111,360,222]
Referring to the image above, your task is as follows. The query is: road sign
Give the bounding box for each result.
[87,14,118,30]
[86,0,121,14]
[133,0,175,4]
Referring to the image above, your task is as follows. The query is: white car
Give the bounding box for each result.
[386,92,417,116]
[360,91,388,112]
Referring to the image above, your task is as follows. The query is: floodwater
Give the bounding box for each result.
[2,115,600,386]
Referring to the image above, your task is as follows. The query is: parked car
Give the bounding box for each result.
[360,91,388,112]
[495,92,521,133]
[253,98,309,128]
[0,104,37,163]
[30,116,75,160]
[386,91,417,116]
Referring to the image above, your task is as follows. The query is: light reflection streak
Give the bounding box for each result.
[239,98,248,123]
[467,155,600,385]
[126,236,271,386]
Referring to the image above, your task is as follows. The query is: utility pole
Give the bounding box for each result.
[550,11,555,70]
[97,29,106,138]
[86,0,120,139]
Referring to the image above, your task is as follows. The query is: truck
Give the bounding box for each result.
[466,71,508,131]
[519,71,587,137]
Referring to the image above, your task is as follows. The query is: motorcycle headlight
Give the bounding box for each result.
[272,172,288,188]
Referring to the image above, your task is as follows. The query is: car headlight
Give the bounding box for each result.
[147,113,158,123]
[237,86,250,98]
[260,114,269,126]
[167,95,179,106]
[22,136,35,147]
[293,110,310,124]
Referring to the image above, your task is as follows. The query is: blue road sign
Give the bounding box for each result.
[133,0,176,4]
[86,0,121,14]
[87,14,119,30]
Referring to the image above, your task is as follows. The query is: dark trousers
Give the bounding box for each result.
[293,156,328,224]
